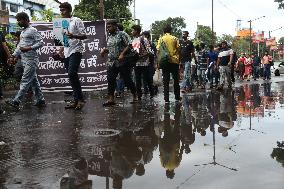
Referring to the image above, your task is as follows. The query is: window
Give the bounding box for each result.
[10,4,18,13]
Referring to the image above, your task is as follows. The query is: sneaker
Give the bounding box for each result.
[75,100,85,110]
[5,100,20,109]
[34,100,46,107]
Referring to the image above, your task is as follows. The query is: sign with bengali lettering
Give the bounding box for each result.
[32,21,108,92]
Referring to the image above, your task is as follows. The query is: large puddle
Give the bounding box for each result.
[0,82,283,189]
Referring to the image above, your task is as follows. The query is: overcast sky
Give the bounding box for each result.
[70,0,284,40]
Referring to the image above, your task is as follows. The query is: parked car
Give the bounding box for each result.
[271,61,284,76]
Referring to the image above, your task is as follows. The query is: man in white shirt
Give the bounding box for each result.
[59,2,87,110]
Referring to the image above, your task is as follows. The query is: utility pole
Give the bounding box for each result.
[133,0,136,20]
[248,15,265,56]
[99,0,104,20]
[212,0,214,45]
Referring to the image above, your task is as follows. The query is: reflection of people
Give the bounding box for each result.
[218,89,236,137]
[159,104,183,179]
[60,157,92,189]
[110,131,142,189]
[181,95,195,154]
[59,2,87,110]
[271,141,284,167]
[134,118,158,176]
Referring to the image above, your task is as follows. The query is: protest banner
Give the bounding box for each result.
[32,21,108,92]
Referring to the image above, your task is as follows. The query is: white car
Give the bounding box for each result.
[271,61,284,76]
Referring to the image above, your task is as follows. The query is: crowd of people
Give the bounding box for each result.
[0,2,276,113]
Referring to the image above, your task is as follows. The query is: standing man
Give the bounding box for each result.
[252,52,261,80]
[207,45,218,88]
[180,31,196,92]
[131,25,154,100]
[6,12,45,109]
[100,20,137,106]
[157,25,181,103]
[0,31,11,99]
[217,41,233,90]
[262,51,272,80]
[196,43,208,89]
[59,2,87,110]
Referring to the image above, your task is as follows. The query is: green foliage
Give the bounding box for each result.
[74,0,133,21]
[217,34,234,46]
[121,20,136,35]
[32,9,55,22]
[195,25,216,46]
[232,37,250,55]
[275,0,284,9]
[150,17,186,42]
[278,37,284,45]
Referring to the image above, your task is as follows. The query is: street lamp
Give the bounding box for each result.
[248,15,265,55]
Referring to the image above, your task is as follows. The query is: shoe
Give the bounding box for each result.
[75,100,85,110]
[34,100,46,107]
[102,101,116,107]
[0,96,3,100]
[181,89,186,93]
[5,100,20,109]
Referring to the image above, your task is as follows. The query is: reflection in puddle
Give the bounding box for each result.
[1,83,284,189]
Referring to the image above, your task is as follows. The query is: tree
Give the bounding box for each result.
[232,37,250,56]
[217,34,234,46]
[150,17,186,42]
[194,25,216,46]
[74,0,133,21]
[278,37,284,45]
[275,0,284,9]
[31,9,56,22]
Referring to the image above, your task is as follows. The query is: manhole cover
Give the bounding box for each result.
[81,129,120,137]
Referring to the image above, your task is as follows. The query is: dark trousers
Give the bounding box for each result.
[64,52,84,101]
[107,65,136,96]
[135,66,154,98]
[162,63,180,101]
[253,66,260,79]
[263,64,271,79]
[0,78,3,97]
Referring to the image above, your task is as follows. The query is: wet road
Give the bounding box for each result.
[0,78,284,189]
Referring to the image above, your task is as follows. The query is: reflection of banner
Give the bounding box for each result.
[253,32,264,43]
[266,37,277,47]
[33,21,107,92]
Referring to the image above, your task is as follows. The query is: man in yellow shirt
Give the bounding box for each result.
[157,25,181,103]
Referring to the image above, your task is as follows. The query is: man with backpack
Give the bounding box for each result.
[157,25,181,103]
[131,25,154,100]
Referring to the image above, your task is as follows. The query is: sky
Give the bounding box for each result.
[69,0,284,40]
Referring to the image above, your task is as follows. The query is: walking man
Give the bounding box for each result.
[101,20,137,106]
[157,25,181,103]
[131,25,154,100]
[6,12,45,109]
[252,52,261,80]
[180,31,196,92]
[59,2,87,110]
[217,41,233,90]
[262,51,272,80]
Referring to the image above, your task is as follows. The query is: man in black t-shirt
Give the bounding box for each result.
[180,31,196,92]
[0,31,11,99]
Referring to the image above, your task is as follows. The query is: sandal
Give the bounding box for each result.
[102,101,116,107]
[75,101,85,110]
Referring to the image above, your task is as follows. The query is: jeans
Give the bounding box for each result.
[13,59,44,103]
[64,52,84,101]
[107,65,136,96]
[208,67,218,86]
[0,78,3,97]
[135,66,154,97]
[181,61,192,89]
[162,63,180,101]
[263,64,271,79]
[253,66,260,79]
[219,66,231,87]
[116,76,124,93]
